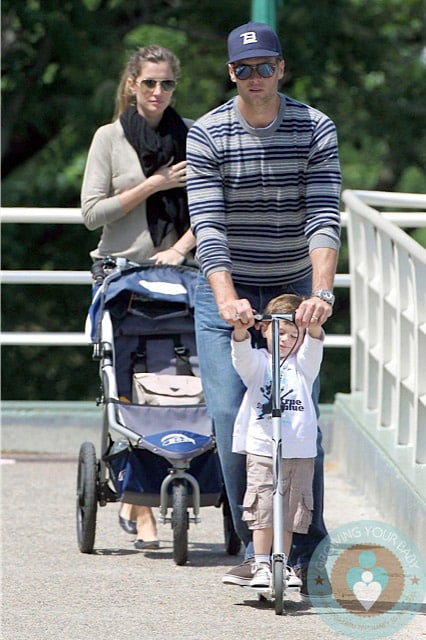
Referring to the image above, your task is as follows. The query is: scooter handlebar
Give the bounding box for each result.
[253,312,296,323]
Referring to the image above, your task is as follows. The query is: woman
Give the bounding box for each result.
[81,45,195,549]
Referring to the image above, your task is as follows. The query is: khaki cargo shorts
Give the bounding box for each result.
[242,454,314,534]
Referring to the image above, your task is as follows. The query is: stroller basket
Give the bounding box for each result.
[117,402,214,459]
[106,400,221,509]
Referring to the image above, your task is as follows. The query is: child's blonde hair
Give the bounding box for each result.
[263,293,304,316]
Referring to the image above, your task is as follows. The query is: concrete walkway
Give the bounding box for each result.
[1,408,424,639]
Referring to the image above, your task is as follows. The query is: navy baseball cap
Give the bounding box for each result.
[227,21,282,64]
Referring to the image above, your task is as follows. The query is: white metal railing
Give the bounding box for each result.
[343,190,426,478]
[0,207,353,347]
[1,203,426,348]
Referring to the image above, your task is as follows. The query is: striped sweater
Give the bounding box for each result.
[186,94,341,285]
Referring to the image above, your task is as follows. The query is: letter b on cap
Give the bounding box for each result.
[240,31,258,45]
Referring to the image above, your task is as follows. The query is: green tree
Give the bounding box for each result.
[1,0,425,400]
[280,0,426,191]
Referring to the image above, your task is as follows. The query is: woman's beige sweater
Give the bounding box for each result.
[81,119,179,262]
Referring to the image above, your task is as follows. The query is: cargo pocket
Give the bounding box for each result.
[293,492,314,534]
[241,491,257,525]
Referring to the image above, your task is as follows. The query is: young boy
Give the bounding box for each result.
[231,293,324,588]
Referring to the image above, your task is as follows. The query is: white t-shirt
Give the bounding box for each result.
[231,331,324,459]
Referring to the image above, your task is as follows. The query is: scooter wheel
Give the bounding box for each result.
[273,558,285,615]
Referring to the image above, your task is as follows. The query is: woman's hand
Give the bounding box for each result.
[119,160,188,214]
[153,160,187,191]
[150,247,185,265]
[150,229,195,265]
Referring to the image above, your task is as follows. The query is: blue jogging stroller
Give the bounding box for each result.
[76,259,240,565]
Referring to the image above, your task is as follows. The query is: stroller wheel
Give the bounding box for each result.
[221,489,242,556]
[172,479,189,566]
[76,442,98,553]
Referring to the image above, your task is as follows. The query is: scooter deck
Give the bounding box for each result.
[244,585,300,600]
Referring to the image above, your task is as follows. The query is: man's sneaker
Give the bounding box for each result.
[286,565,303,588]
[295,566,332,602]
[250,562,272,588]
[222,558,255,586]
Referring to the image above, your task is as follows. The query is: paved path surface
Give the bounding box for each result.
[1,417,425,639]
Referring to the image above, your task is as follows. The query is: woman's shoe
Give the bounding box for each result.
[118,515,137,535]
[134,539,160,550]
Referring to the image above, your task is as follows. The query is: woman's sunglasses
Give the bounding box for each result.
[138,79,177,92]
[233,63,277,80]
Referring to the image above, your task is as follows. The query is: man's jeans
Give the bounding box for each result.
[194,273,328,569]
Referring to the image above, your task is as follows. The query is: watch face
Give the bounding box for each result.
[313,290,335,304]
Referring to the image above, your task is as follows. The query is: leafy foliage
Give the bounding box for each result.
[1,0,425,400]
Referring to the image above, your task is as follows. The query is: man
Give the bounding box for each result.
[186,21,341,599]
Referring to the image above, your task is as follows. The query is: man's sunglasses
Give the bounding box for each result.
[233,63,277,80]
[138,78,177,92]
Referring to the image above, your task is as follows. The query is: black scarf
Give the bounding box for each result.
[120,105,190,247]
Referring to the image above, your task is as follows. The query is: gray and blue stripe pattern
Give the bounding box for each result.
[187,94,341,286]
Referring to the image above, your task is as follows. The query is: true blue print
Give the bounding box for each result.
[256,371,305,419]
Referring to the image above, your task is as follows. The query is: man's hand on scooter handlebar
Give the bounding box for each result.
[219,299,255,326]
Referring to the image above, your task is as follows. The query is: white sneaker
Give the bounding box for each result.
[250,562,272,588]
[286,565,303,587]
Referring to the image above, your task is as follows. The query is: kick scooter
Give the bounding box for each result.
[244,311,298,615]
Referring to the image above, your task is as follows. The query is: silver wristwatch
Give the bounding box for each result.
[312,289,335,306]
